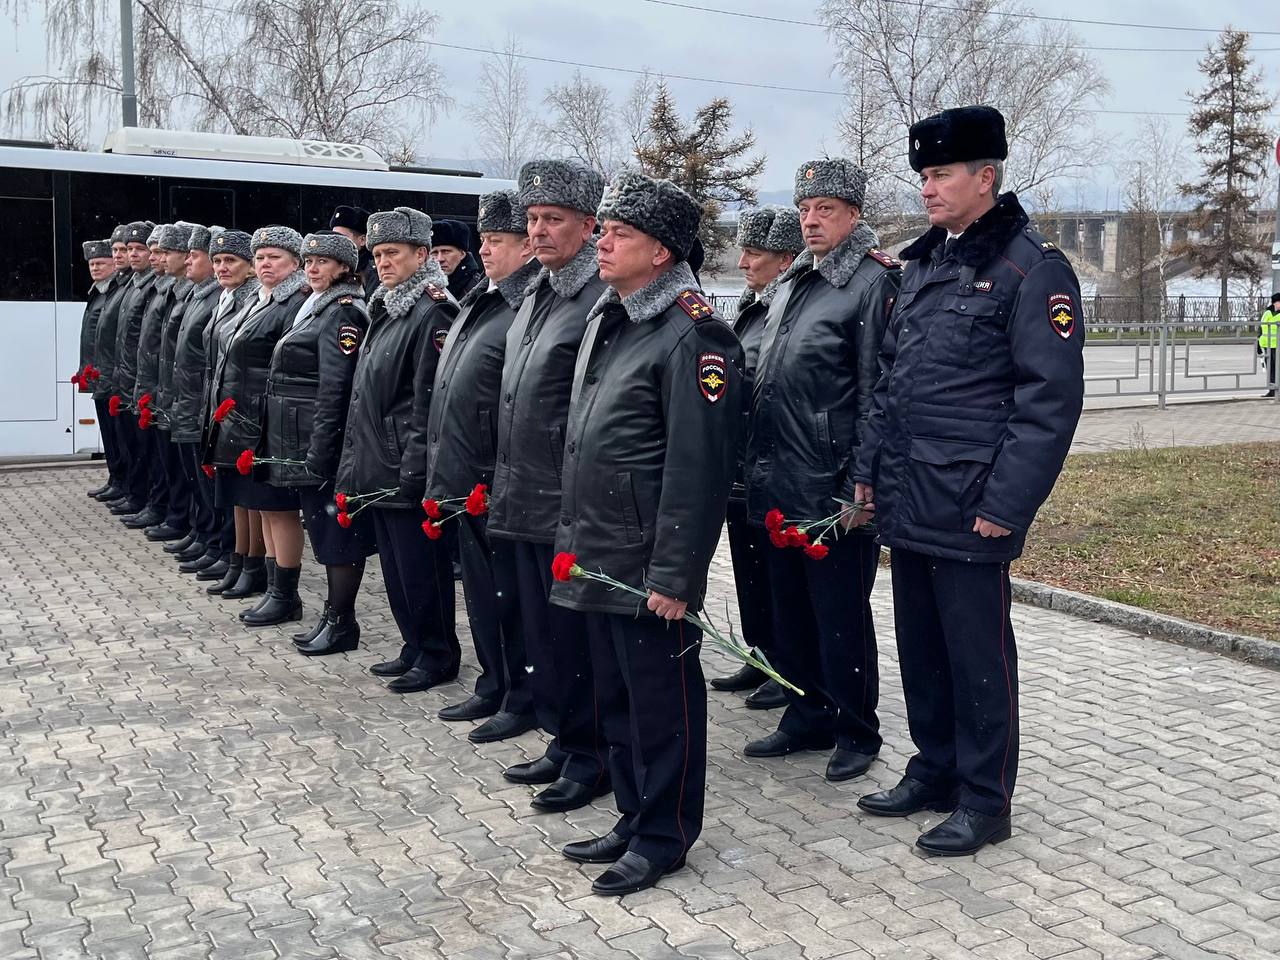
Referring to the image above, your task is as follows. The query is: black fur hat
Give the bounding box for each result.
[596,171,701,260]
[909,106,1008,173]
[330,205,372,233]
[431,219,472,251]
[477,190,528,235]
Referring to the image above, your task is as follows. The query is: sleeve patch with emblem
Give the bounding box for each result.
[433,327,449,353]
[337,324,361,356]
[1048,293,1075,340]
[676,289,714,321]
[697,352,728,403]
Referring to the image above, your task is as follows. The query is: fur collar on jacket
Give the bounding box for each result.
[171,277,194,299]
[267,270,307,304]
[779,221,879,290]
[588,261,700,325]
[190,277,221,302]
[309,282,365,318]
[371,259,451,320]
[130,270,154,289]
[526,236,599,300]
[900,192,1030,267]
[154,275,176,294]
[461,256,542,311]
[736,272,787,314]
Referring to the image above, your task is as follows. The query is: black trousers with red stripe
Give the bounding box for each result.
[583,610,706,867]
[890,547,1019,816]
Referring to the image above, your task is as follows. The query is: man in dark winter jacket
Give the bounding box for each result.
[851,106,1084,855]
[709,205,803,711]
[743,160,901,785]
[330,204,378,297]
[77,238,117,496]
[551,171,745,897]
[425,191,543,740]
[431,218,484,301]
[486,158,610,814]
[89,225,137,505]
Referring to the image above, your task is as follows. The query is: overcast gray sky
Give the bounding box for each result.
[3,0,1278,206]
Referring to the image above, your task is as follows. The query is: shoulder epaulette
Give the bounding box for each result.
[338,296,353,305]
[676,289,715,321]
[867,249,901,269]
[426,285,449,302]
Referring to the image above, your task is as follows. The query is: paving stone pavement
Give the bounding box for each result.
[1070,399,1280,453]
[3,468,1280,960]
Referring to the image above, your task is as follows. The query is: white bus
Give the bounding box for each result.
[0,128,510,460]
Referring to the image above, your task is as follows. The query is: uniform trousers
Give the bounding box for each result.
[156,430,190,529]
[119,418,150,503]
[726,499,774,655]
[370,508,459,673]
[179,443,218,544]
[767,532,881,755]
[457,515,519,707]
[890,547,1018,816]
[141,427,171,518]
[583,611,706,866]
[491,538,604,786]
[93,397,125,487]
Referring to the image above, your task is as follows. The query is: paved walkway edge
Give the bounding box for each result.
[1011,576,1280,669]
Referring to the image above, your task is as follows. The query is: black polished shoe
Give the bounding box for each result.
[199,557,232,584]
[164,533,197,554]
[99,491,129,505]
[174,540,208,561]
[857,776,959,818]
[292,602,331,644]
[562,830,630,864]
[297,615,360,656]
[91,483,121,500]
[916,806,1011,856]
[144,524,187,542]
[469,711,537,744]
[386,665,457,693]
[206,554,243,594]
[826,749,876,783]
[109,499,144,516]
[502,756,560,785]
[531,777,611,813]
[370,658,412,677]
[745,679,788,710]
[709,662,767,692]
[179,549,219,574]
[591,851,685,897]
[220,556,267,600]
[243,565,303,626]
[438,694,501,722]
[123,509,163,529]
[743,729,835,758]
[87,480,112,498]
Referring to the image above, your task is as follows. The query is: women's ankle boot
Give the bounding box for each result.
[221,555,267,600]
[243,565,304,626]
[298,612,360,656]
[293,600,332,645]
[207,553,244,595]
[239,558,278,619]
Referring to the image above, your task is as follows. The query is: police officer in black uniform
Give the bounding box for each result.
[90,225,137,506]
[851,106,1084,855]
[743,160,900,784]
[329,205,379,298]
[424,191,542,739]
[709,206,803,710]
[551,172,745,896]
[77,238,116,495]
[111,222,161,521]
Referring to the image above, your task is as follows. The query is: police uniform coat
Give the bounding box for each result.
[167,278,222,444]
[133,275,177,406]
[487,239,608,543]
[853,193,1085,563]
[744,222,901,524]
[549,262,746,615]
[334,262,457,507]
[204,271,309,468]
[91,270,133,400]
[729,281,777,501]
[77,278,113,383]
[155,278,194,416]
[261,283,368,486]
[112,270,159,404]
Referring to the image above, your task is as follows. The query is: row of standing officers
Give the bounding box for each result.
[74,105,1084,896]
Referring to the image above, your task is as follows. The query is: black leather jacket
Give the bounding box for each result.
[113,271,158,404]
[198,281,260,453]
[424,258,541,501]
[487,240,608,543]
[549,263,746,615]
[335,263,457,508]
[729,282,778,501]
[155,279,194,418]
[91,270,133,400]
[204,272,309,468]
[260,283,368,486]
[133,275,178,407]
[77,279,112,381]
[745,224,900,525]
[167,278,221,443]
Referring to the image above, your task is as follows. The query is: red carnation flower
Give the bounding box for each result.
[783,526,809,548]
[422,498,443,519]
[765,508,785,533]
[335,493,348,511]
[213,398,236,423]
[88,366,101,380]
[551,552,578,582]
[108,395,122,417]
[337,511,352,529]
[422,520,443,540]
[202,464,216,479]
[804,542,830,561]
[70,373,81,387]
[465,483,488,516]
[236,449,255,475]
[768,529,790,549]
[138,392,152,409]
[138,408,153,430]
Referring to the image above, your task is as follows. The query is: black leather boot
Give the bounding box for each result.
[243,564,303,626]
[239,558,278,619]
[199,555,233,583]
[220,555,266,600]
[207,553,243,594]
[292,601,331,645]
[297,612,359,655]
[179,548,220,574]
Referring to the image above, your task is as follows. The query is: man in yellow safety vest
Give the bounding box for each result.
[1261,292,1279,398]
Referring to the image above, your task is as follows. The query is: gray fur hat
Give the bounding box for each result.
[155,222,193,252]
[110,224,130,245]
[737,206,804,254]
[146,223,166,246]
[188,224,212,254]
[596,171,701,260]
[367,206,433,249]
[518,159,606,217]
[251,225,303,258]
[794,158,868,209]
[83,240,113,261]
[124,221,153,244]
[210,228,253,262]
[477,189,527,235]
[302,231,359,271]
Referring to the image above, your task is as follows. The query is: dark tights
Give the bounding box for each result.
[327,560,366,616]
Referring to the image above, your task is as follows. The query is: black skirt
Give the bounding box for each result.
[224,471,300,511]
[301,484,377,565]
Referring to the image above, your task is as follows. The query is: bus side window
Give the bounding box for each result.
[0,198,55,301]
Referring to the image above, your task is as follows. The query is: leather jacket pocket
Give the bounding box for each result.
[815,411,834,471]
[478,406,495,464]
[615,471,643,545]
[906,436,995,531]
[382,414,402,461]
[548,425,565,482]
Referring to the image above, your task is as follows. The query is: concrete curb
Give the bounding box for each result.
[1011,576,1280,670]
